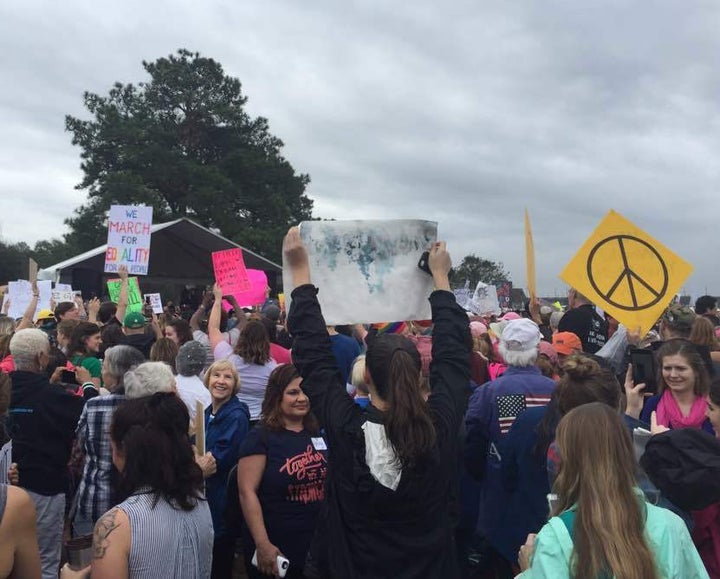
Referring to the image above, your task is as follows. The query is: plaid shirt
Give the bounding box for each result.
[74,394,125,522]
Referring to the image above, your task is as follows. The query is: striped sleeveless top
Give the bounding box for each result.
[117,490,214,579]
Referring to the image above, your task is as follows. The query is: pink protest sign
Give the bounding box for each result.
[223,269,268,310]
[236,269,268,307]
[212,248,251,294]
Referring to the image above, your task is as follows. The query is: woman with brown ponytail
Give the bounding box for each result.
[517,403,707,579]
[283,228,471,579]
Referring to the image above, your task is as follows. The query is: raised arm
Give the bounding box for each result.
[208,284,225,352]
[87,298,101,325]
[283,227,359,432]
[190,291,212,332]
[224,295,247,333]
[114,265,129,324]
[426,243,472,438]
[16,283,40,331]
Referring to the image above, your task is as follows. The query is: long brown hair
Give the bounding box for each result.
[553,403,658,579]
[366,333,435,468]
[234,320,270,365]
[689,316,720,352]
[150,338,179,372]
[260,364,318,433]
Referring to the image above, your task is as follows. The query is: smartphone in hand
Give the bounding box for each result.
[631,349,657,395]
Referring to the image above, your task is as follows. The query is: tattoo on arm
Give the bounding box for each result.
[93,507,122,559]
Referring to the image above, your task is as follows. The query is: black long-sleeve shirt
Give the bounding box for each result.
[288,284,471,579]
[9,370,84,495]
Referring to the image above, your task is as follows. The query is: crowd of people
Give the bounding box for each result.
[0,233,719,578]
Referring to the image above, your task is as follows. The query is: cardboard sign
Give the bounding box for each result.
[145,293,164,314]
[560,210,693,336]
[105,205,153,275]
[195,401,206,455]
[28,258,38,283]
[107,277,143,313]
[212,248,251,295]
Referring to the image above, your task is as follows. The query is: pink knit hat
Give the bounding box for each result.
[500,312,521,321]
[470,321,488,337]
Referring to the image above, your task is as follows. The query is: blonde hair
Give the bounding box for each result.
[553,403,658,579]
[203,360,241,396]
[351,355,369,395]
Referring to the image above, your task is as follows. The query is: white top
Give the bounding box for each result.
[362,421,402,491]
[214,341,277,420]
[175,375,211,422]
[193,328,240,366]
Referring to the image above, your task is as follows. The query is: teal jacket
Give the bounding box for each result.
[517,502,709,579]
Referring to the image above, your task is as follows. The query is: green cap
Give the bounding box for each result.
[123,311,147,329]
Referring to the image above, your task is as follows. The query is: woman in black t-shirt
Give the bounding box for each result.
[237,364,328,578]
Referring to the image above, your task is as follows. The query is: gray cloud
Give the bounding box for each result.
[1,0,719,297]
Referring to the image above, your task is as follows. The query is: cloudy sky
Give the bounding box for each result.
[1,0,718,296]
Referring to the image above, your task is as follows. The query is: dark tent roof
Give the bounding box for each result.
[38,218,281,296]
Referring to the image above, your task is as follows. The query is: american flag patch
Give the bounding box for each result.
[497,393,552,434]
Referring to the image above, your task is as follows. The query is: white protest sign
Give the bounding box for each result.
[36,280,52,314]
[467,281,501,316]
[283,220,437,325]
[52,289,75,304]
[104,205,153,275]
[145,293,164,314]
[7,281,31,319]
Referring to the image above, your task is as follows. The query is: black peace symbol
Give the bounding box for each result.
[586,235,669,311]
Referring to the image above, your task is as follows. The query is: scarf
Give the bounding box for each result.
[655,389,707,430]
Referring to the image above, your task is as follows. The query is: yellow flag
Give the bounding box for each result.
[525,209,537,306]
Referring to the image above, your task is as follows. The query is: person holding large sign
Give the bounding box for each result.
[104,205,153,276]
[558,289,608,354]
[283,227,470,579]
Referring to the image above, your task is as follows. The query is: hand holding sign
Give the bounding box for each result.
[212,249,251,295]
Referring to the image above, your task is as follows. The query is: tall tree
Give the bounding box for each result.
[64,49,313,262]
[450,253,510,288]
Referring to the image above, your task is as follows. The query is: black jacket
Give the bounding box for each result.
[289,285,471,579]
[8,370,85,495]
[640,428,720,512]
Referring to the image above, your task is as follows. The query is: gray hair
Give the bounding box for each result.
[498,342,538,368]
[103,346,146,387]
[549,311,564,331]
[176,341,207,377]
[124,361,176,399]
[9,329,50,370]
